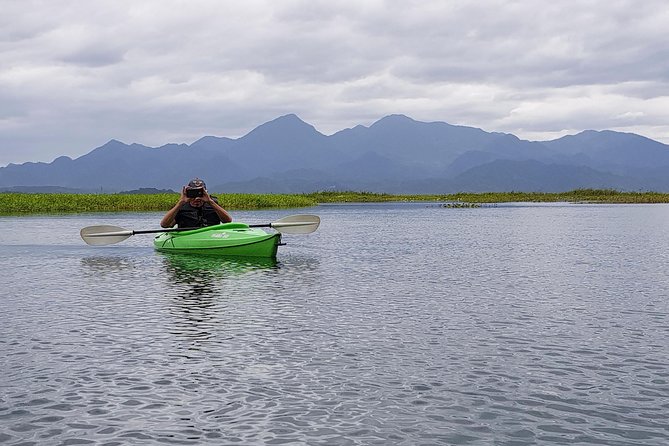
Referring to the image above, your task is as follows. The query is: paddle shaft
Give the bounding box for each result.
[132,223,280,235]
[133,226,199,235]
[125,222,292,237]
[81,214,319,245]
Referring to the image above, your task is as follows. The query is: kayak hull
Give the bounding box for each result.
[153,223,281,257]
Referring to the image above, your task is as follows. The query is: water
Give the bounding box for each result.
[1,203,669,445]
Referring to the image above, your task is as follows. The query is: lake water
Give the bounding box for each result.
[1,203,669,445]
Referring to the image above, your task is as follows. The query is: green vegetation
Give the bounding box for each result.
[305,189,669,204]
[305,191,396,203]
[441,189,669,204]
[1,188,668,215]
[0,193,315,215]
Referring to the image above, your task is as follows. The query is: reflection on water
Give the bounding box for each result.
[158,253,277,350]
[81,255,135,273]
[159,253,280,349]
[161,251,278,276]
[160,252,278,298]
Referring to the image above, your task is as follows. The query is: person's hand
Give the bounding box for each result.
[201,189,212,203]
[179,186,189,204]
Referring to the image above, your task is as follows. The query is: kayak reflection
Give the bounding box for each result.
[159,253,279,353]
[160,252,278,276]
[160,252,278,298]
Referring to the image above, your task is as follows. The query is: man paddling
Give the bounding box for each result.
[160,178,232,228]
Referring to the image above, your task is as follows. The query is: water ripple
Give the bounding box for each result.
[1,206,669,444]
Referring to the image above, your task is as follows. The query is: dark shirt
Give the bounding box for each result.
[175,200,221,228]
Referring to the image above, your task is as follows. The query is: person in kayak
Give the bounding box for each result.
[160,178,232,228]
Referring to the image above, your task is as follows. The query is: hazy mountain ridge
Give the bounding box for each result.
[2,114,669,193]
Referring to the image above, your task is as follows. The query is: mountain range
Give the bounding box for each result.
[2,114,669,193]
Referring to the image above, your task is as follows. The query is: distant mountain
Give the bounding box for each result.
[451,160,638,192]
[543,130,669,172]
[2,114,669,193]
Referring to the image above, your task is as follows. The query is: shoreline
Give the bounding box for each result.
[2,189,669,215]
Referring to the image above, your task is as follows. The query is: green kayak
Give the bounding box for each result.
[81,214,319,256]
[153,223,281,257]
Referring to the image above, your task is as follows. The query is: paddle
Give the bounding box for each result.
[80,214,320,246]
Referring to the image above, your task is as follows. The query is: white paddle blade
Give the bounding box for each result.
[80,225,133,246]
[270,214,320,234]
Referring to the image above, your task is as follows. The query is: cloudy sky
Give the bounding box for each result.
[1,0,668,166]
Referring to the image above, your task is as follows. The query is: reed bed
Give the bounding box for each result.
[0,193,316,215]
[2,189,669,215]
[439,189,669,204]
[306,189,669,204]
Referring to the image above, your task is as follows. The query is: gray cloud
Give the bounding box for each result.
[1,0,668,166]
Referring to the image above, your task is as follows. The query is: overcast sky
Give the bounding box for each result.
[1,0,668,166]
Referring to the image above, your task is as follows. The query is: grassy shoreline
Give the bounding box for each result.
[309,189,669,204]
[1,189,669,215]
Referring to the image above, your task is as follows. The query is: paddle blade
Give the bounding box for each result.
[270,214,320,234]
[80,225,133,246]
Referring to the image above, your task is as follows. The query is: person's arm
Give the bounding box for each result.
[160,187,188,228]
[202,190,232,223]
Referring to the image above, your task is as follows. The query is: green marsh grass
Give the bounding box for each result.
[2,189,669,215]
[305,189,669,204]
[0,193,316,215]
